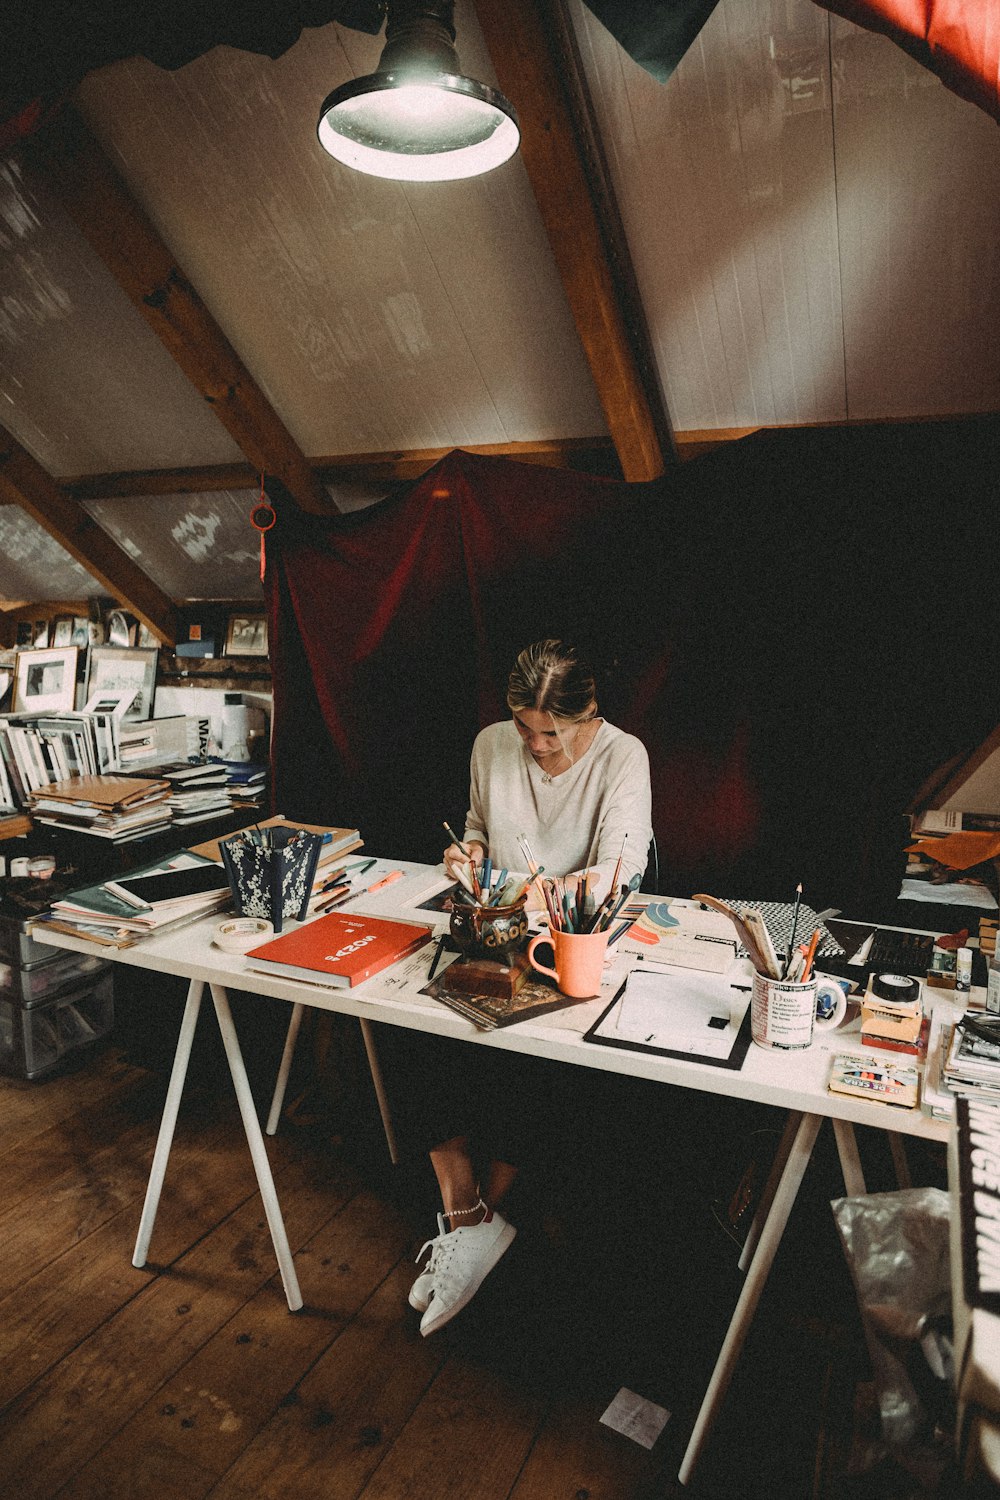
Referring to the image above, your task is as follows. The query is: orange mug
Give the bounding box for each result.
[526,928,610,999]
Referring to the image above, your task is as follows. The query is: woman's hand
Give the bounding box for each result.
[444,840,485,888]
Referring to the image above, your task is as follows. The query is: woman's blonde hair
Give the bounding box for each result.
[506,640,596,723]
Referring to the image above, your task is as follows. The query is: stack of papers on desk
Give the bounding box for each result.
[585,966,752,1069]
[30,774,173,841]
[159,762,233,825]
[944,1019,1000,1104]
[616,899,737,973]
[34,852,231,947]
[922,1005,959,1121]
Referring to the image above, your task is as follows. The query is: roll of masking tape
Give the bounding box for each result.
[871,972,920,1006]
[213,917,273,954]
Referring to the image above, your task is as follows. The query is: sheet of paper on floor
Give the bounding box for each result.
[600,1387,671,1448]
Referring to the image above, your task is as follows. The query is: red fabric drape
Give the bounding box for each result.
[820,0,1000,122]
[264,449,762,894]
[264,423,1000,910]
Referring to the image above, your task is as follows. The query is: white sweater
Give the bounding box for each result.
[462,719,652,896]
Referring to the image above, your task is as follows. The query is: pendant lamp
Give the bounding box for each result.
[317,0,520,182]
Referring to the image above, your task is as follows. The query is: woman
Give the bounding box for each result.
[412,640,652,1336]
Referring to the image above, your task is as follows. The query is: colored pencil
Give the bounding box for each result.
[800,928,820,983]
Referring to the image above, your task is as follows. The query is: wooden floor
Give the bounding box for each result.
[0,1023,954,1500]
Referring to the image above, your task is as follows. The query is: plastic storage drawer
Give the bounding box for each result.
[0,948,110,1006]
[0,919,67,970]
[0,972,114,1080]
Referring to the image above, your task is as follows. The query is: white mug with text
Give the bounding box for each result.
[750,971,847,1050]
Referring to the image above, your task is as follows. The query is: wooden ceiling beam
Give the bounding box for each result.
[0,423,177,645]
[67,463,260,502]
[474,0,672,482]
[61,437,620,500]
[28,105,332,517]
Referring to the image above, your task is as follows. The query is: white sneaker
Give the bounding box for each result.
[419,1209,516,1337]
[408,1214,446,1312]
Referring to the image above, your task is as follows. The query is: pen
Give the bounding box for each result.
[368,870,404,893]
[427,933,448,981]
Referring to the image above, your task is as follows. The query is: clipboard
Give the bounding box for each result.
[583,966,754,1070]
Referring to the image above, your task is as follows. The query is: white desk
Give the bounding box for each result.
[38,870,956,1486]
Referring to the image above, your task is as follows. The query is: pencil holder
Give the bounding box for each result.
[219,827,324,933]
[449,897,529,965]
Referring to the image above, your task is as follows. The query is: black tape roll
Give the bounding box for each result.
[871,972,921,1005]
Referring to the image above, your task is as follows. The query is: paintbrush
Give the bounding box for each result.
[693,894,777,978]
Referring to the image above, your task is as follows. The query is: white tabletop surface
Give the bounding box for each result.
[36,859,962,1142]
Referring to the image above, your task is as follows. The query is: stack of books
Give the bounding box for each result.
[29,774,173,842]
[943,1015,1000,1104]
[34,853,231,948]
[0,711,210,814]
[245,910,431,987]
[158,762,233,826]
[211,758,268,806]
[188,816,362,867]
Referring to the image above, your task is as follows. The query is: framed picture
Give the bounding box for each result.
[107,608,136,648]
[51,615,74,648]
[84,645,158,721]
[70,616,90,646]
[224,612,269,657]
[136,623,159,649]
[14,622,32,648]
[0,649,16,710]
[13,646,79,713]
[32,620,50,649]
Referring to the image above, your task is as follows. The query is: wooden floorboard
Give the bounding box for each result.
[0,1041,953,1500]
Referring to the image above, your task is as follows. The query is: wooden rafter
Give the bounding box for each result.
[62,438,621,501]
[0,423,177,645]
[474,0,672,482]
[28,106,332,517]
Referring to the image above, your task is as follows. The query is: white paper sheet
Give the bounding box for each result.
[596,966,744,1059]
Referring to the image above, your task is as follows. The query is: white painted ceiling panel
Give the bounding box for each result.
[572,0,846,432]
[0,505,99,601]
[82,491,263,600]
[831,18,1000,419]
[573,0,1000,432]
[75,1,606,458]
[0,156,244,476]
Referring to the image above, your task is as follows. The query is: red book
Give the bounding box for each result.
[245,911,432,988]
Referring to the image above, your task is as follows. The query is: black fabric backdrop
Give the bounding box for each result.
[264,417,1000,917]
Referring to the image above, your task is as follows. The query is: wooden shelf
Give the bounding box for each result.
[0,813,33,841]
[157,653,272,692]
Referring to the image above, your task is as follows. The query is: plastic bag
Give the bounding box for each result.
[832,1187,955,1485]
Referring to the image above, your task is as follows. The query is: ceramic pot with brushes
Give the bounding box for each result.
[449,896,529,965]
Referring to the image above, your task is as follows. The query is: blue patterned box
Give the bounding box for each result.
[219,827,324,932]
